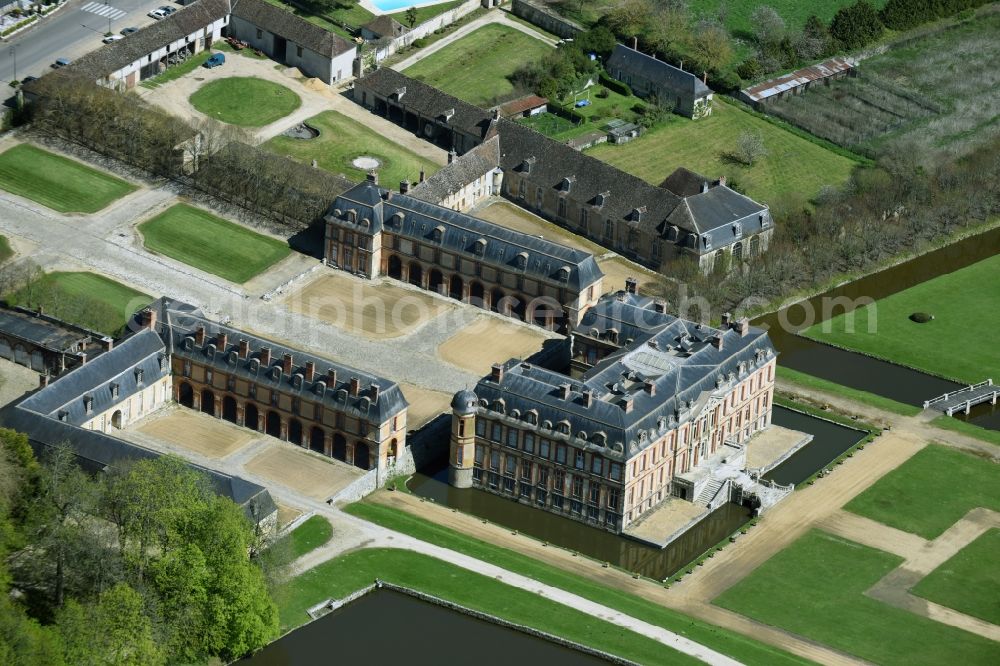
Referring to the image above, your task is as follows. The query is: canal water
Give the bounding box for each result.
[238,589,613,665]
[753,225,1000,416]
[766,406,869,486]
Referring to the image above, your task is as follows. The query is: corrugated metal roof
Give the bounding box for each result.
[741,56,856,102]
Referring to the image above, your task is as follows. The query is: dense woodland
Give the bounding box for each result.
[0,429,281,665]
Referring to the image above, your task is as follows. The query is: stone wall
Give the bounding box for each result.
[370,0,484,62]
[511,0,583,39]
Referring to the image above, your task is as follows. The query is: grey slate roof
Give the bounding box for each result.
[0,308,92,352]
[473,292,776,458]
[607,44,712,99]
[152,298,408,424]
[363,15,408,39]
[666,186,770,248]
[232,0,355,57]
[358,68,497,142]
[330,181,604,292]
[18,329,167,424]
[66,0,231,79]
[410,135,499,203]
[659,166,711,197]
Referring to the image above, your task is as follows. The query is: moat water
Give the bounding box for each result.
[237,589,612,665]
[406,406,856,580]
[753,225,1000,430]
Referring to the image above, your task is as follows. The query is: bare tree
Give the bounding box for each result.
[750,5,785,45]
[733,130,767,166]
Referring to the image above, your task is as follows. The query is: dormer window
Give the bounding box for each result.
[594,191,609,208]
[433,225,445,242]
[556,266,571,282]
[393,86,406,100]
[440,108,455,122]
[557,420,571,434]
[346,209,357,223]
[631,206,646,222]
[492,398,505,414]
[83,394,93,415]
[559,176,574,192]
[525,409,538,425]
[759,212,770,228]
[391,212,404,227]
[516,252,528,269]
[473,238,487,256]
[134,368,144,384]
[732,222,741,237]
[521,156,536,173]
[110,383,119,399]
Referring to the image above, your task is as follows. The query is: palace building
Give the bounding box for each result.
[352,68,773,275]
[325,177,604,330]
[448,289,777,533]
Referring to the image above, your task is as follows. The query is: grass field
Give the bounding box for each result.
[190,77,301,127]
[343,502,808,666]
[275,548,699,665]
[0,144,136,214]
[263,110,439,189]
[931,415,1000,448]
[912,528,1000,624]
[845,444,1000,539]
[714,529,997,665]
[275,515,333,561]
[802,254,1000,383]
[403,23,552,107]
[139,203,290,283]
[586,99,858,208]
[768,11,999,162]
[6,272,151,335]
[0,236,12,264]
[521,87,647,141]
[689,0,887,35]
[776,366,922,416]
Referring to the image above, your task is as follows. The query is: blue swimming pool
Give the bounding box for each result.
[370,0,452,12]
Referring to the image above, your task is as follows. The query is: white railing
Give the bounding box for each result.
[924,379,993,408]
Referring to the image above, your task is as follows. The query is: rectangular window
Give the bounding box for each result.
[520,461,532,481]
[574,450,585,470]
[503,477,516,493]
[474,445,485,466]
[476,419,486,436]
[519,482,532,498]
[506,428,518,447]
[551,494,564,510]
[296,45,303,58]
[570,500,583,515]
[539,440,550,459]
[489,451,500,471]
[504,456,517,477]
[589,483,600,505]
[472,467,483,481]
[553,470,565,493]
[571,475,583,498]
[535,489,547,505]
[256,29,262,39]
[607,487,620,509]
[610,462,622,481]
[490,423,502,442]
[537,467,549,487]
[591,456,603,476]
[556,445,567,465]
[580,207,588,228]
[488,471,499,489]
[604,219,613,240]
[523,433,535,454]
[587,505,599,521]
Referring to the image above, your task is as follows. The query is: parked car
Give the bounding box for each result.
[52,57,71,68]
[160,5,177,15]
[120,26,139,35]
[147,8,166,19]
[102,34,124,44]
[21,76,38,84]
[203,53,225,69]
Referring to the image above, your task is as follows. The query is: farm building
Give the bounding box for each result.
[361,15,409,41]
[495,95,549,119]
[740,57,857,107]
[606,42,713,119]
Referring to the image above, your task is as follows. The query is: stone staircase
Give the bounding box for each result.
[695,476,727,506]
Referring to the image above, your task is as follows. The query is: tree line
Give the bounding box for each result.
[0,429,281,665]
[27,74,352,228]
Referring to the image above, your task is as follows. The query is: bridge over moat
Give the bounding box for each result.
[924,379,998,416]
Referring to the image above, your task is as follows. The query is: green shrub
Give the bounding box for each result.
[598,71,632,97]
[413,37,429,48]
[909,312,933,323]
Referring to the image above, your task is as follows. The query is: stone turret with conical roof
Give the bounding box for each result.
[449,388,478,488]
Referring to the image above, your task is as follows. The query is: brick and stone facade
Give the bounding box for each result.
[449,291,777,533]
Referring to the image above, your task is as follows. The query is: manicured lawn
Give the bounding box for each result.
[522,87,648,142]
[403,23,552,107]
[802,254,1000,384]
[688,0,887,35]
[845,444,1000,539]
[586,98,858,208]
[715,529,998,666]
[343,502,808,666]
[931,415,1000,448]
[776,366,922,416]
[138,203,290,283]
[276,547,699,665]
[0,144,136,214]
[276,515,333,561]
[140,51,212,89]
[263,110,439,189]
[190,77,301,127]
[912,528,1000,624]
[6,272,151,336]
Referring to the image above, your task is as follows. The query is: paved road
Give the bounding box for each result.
[1,0,169,83]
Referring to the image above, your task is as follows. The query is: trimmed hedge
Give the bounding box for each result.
[598,71,632,97]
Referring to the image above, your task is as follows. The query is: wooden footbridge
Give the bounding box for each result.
[924,379,998,415]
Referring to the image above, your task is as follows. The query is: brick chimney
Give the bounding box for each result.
[366,170,378,185]
[141,308,157,330]
[305,361,315,382]
[400,180,410,195]
[194,326,205,346]
[260,347,271,366]
[447,150,456,165]
[39,374,50,389]
[712,335,724,350]
[282,353,293,375]
[419,169,425,183]
[621,396,634,413]
[350,376,360,396]
[558,383,571,400]
[737,318,750,337]
[490,363,504,383]
[327,368,338,387]
[653,300,667,314]
[644,381,656,396]
[582,390,593,408]
[239,339,250,359]
[624,277,638,295]
[370,383,380,403]
[721,312,732,328]
[216,331,228,351]
[719,175,727,187]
